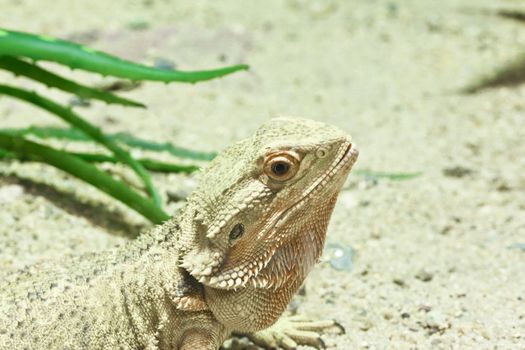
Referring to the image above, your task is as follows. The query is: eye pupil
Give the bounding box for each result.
[229,223,245,240]
[271,162,290,176]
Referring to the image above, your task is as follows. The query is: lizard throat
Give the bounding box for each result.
[196,141,359,290]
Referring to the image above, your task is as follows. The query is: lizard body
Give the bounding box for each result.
[0,117,358,349]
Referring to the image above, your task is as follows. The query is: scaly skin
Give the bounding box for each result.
[0,117,358,349]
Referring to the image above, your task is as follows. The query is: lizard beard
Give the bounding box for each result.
[202,193,340,332]
[250,193,339,289]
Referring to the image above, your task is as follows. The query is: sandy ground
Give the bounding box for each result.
[1,0,524,349]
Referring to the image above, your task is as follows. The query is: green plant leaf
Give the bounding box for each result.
[0,84,161,206]
[64,152,200,173]
[354,169,422,180]
[1,126,100,140]
[0,147,14,159]
[1,126,217,161]
[0,134,169,224]
[0,56,145,107]
[0,28,249,83]
[111,132,217,161]
[0,147,199,174]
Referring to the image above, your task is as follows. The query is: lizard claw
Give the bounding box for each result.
[245,315,343,349]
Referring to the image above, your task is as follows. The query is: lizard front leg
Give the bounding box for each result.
[242,315,345,350]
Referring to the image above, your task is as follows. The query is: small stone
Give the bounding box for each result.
[358,319,374,331]
[440,225,452,235]
[443,166,474,178]
[481,329,491,340]
[393,278,406,287]
[401,312,410,319]
[418,303,433,312]
[69,96,91,108]
[425,311,449,333]
[431,338,442,346]
[454,310,464,318]
[324,243,353,271]
[154,58,176,70]
[359,341,370,349]
[415,269,434,282]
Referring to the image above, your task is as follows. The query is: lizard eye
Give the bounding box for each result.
[263,152,299,181]
[229,223,245,241]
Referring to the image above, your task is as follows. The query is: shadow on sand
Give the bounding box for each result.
[0,174,147,239]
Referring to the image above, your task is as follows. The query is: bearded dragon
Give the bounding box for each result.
[0,117,358,350]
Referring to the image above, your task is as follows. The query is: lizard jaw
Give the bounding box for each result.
[196,141,359,290]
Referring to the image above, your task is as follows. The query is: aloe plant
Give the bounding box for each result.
[0,28,248,224]
[0,29,248,82]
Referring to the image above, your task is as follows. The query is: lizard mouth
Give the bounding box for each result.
[334,141,358,173]
[198,141,359,290]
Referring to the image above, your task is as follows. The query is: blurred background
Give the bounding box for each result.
[0,0,524,349]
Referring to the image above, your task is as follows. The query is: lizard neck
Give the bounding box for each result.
[105,220,200,345]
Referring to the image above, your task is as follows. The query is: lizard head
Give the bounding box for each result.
[179,117,358,291]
